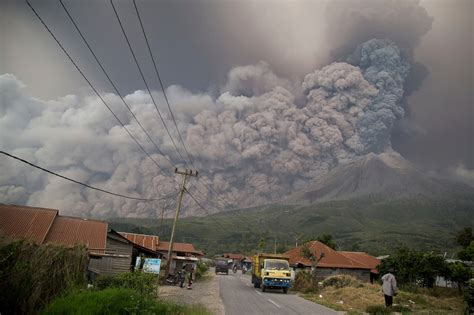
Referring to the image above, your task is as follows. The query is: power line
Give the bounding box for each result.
[132,0,243,212]
[59,0,175,166]
[0,150,175,202]
[25,0,168,177]
[185,188,228,232]
[110,0,187,165]
[132,0,193,165]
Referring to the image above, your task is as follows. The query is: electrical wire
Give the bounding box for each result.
[132,0,244,212]
[0,150,175,202]
[25,0,169,177]
[185,188,228,232]
[110,0,188,165]
[132,0,193,165]
[59,0,176,165]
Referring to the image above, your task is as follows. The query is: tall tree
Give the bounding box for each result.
[301,242,325,287]
[456,227,473,248]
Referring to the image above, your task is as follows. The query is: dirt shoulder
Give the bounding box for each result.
[159,269,224,315]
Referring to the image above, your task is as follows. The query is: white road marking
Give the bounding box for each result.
[268,299,281,308]
[255,290,263,296]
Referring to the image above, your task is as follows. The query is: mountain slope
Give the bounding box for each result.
[290,152,473,203]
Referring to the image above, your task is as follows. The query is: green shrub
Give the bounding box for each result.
[0,238,87,314]
[466,279,474,314]
[293,270,312,291]
[195,261,210,280]
[42,288,196,315]
[366,304,391,314]
[321,275,359,288]
[95,271,158,296]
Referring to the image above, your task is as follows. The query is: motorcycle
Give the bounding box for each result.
[166,271,185,287]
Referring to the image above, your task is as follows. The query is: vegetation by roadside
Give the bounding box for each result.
[44,271,212,315]
[299,274,465,314]
[42,288,210,315]
[0,238,88,314]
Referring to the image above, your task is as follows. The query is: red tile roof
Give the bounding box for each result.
[44,216,108,254]
[284,241,374,270]
[339,251,381,273]
[224,253,244,260]
[157,241,203,256]
[119,232,159,251]
[0,204,58,244]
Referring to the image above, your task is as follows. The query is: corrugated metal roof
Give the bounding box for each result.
[44,216,108,254]
[339,251,381,273]
[157,241,203,256]
[119,232,158,251]
[284,241,373,270]
[224,253,244,260]
[0,204,58,244]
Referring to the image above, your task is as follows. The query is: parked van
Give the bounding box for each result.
[215,258,229,275]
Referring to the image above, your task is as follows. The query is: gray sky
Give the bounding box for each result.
[2,0,471,170]
[0,0,472,216]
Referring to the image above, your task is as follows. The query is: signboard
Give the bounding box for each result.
[135,257,161,274]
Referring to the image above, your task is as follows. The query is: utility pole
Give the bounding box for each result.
[166,168,198,276]
[274,233,277,254]
[159,202,165,237]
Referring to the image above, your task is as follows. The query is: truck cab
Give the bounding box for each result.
[251,254,291,293]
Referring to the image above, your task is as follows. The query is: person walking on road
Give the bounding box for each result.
[184,263,194,289]
[381,268,398,307]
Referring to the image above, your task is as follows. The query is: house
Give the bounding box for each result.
[156,240,204,274]
[88,230,158,277]
[339,251,381,283]
[0,204,156,276]
[119,232,160,253]
[284,241,380,282]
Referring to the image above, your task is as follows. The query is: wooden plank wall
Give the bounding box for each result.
[88,237,133,275]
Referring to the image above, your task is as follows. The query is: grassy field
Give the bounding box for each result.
[302,276,465,314]
[109,194,474,257]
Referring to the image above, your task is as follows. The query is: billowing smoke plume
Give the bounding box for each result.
[1,38,412,217]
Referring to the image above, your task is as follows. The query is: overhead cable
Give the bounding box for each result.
[25,0,168,176]
[59,0,175,165]
[0,150,174,202]
[132,0,193,164]
[110,0,187,165]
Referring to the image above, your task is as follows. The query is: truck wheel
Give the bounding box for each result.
[261,285,266,292]
[283,287,288,294]
[253,282,258,288]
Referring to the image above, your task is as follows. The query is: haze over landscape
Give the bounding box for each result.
[1,0,472,221]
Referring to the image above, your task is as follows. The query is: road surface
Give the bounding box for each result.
[219,271,341,315]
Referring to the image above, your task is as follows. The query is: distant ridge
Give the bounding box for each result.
[290,151,474,204]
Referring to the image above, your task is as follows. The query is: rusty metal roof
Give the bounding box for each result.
[0,204,58,244]
[339,251,381,273]
[157,241,203,256]
[44,216,108,254]
[284,241,373,270]
[119,232,159,251]
[224,253,244,260]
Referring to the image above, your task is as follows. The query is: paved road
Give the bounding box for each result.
[219,271,340,315]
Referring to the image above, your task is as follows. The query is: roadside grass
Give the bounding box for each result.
[42,288,212,315]
[301,275,464,314]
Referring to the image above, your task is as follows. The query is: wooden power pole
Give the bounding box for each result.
[166,168,198,276]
